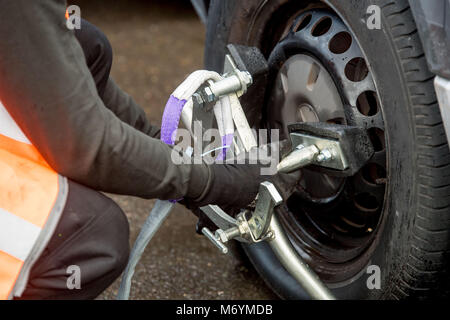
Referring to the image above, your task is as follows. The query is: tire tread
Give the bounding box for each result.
[381,0,450,299]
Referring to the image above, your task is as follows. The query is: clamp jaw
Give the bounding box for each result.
[201,181,282,254]
[195,45,375,300]
[192,54,253,110]
[190,46,262,157]
[198,44,373,254]
[201,120,374,254]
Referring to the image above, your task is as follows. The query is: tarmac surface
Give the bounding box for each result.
[72,0,276,300]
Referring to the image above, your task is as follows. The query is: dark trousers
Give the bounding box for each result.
[18,20,130,300]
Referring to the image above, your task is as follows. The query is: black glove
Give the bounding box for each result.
[184,140,301,211]
[198,163,300,207]
[182,139,301,235]
[183,161,301,234]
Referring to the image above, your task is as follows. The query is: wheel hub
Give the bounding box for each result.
[297,103,319,123]
[266,9,388,283]
[270,53,347,200]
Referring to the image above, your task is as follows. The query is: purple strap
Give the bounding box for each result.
[161,95,186,202]
[161,94,233,201]
[216,133,234,161]
[161,95,187,146]
[161,94,232,160]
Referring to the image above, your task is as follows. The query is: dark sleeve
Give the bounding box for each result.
[103,77,161,139]
[0,0,209,200]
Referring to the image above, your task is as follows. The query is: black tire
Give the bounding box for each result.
[205,0,450,299]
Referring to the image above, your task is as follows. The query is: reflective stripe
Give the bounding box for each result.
[0,252,23,300]
[0,101,30,144]
[0,133,49,167]
[0,99,65,299]
[0,149,58,228]
[0,208,41,261]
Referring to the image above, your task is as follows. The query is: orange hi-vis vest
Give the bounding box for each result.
[0,100,68,299]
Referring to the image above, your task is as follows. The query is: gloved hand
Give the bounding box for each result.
[184,161,301,233]
[184,140,301,213]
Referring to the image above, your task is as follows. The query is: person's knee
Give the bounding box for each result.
[18,185,130,300]
[78,198,130,299]
[102,200,130,276]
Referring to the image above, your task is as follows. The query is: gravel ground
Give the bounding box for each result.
[71,0,276,300]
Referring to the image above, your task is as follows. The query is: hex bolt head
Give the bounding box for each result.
[265,231,275,240]
[242,71,253,86]
[203,87,216,103]
[192,93,204,107]
[215,229,229,243]
[317,149,333,162]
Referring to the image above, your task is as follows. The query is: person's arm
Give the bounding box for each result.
[0,0,205,200]
[102,77,161,139]
[73,17,161,139]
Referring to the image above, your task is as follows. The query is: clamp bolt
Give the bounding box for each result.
[215,229,230,243]
[240,71,253,87]
[204,87,216,103]
[202,227,228,254]
[192,93,205,107]
[317,149,333,162]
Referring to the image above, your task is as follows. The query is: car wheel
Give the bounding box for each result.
[205,0,450,299]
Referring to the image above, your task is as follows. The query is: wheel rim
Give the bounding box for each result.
[266,9,388,284]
